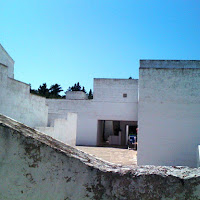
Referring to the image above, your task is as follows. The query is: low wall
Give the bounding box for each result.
[1,114,200,200]
[0,68,48,128]
[0,45,48,128]
[37,113,77,146]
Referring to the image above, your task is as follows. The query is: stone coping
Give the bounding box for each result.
[140,60,200,69]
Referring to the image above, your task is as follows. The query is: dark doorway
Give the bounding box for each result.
[97,120,137,148]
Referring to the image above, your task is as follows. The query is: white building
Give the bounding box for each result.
[0,44,48,128]
[0,44,78,146]
[1,44,200,167]
[138,60,200,167]
[47,78,138,146]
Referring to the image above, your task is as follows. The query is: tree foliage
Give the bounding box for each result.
[49,84,63,98]
[29,84,38,95]
[38,83,49,97]
[30,82,93,99]
[88,89,93,99]
[68,82,86,93]
[30,83,64,98]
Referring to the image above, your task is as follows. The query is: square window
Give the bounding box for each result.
[123,93,127,98]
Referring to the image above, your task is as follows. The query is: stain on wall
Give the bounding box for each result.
[0,114,200,200]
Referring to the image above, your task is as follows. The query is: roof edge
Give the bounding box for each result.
[0,44,15,63]
[140,60,200,69]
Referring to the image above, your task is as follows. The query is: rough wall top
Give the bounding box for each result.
[140,60,200,69]
[0,113,200,180]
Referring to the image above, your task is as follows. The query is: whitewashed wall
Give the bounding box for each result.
[0,45,48,128]
[0,44,14,78]
[2,114,200,200]
[37,113,77,146]
[138,60,200,167]
[47,100,98,146]
[93,78,138,103]
[47,79,138,146]
[66,91,88,100]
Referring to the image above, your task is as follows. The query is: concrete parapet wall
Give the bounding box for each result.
[0,64,48,128]
[1,114,200,200]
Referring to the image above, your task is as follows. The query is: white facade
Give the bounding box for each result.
[138,60,200,167]
[47,78,138,146]
[0,44,79,147]
[0,45,48,128]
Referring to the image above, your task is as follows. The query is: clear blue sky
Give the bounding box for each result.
[1,0,200,94]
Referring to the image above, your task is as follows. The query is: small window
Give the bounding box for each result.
[123,93,127,98]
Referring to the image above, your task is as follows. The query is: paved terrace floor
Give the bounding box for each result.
[76,146,137,166]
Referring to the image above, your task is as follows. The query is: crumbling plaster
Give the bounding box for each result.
[1,114,200,200]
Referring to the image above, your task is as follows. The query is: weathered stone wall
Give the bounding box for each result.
[1,114,200,200]
[138,60,200,167]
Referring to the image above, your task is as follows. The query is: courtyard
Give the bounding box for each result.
[76,146,137,166]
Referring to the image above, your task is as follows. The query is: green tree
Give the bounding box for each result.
[29,84,38,95]
[49,84,63,98]
[82,86,86,93]
[38,83,49,97]
[68,82,86,93]
[88,89,93,99]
